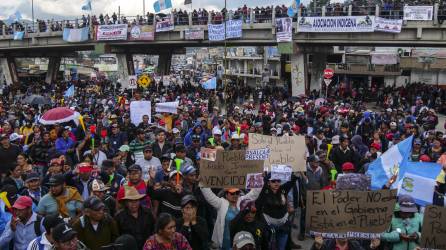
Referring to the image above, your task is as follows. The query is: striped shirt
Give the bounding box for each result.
[129,139,151,162]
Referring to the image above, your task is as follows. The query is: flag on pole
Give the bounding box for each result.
[13,31,24,40]
[184,0,192,4]
[367,135,413,190]
[82,0,92,11]
[64,85,75,97]
[153,0,173,13]
[5,11,22,25]
[201,77,217,90]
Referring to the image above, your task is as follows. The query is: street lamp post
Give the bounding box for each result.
[31,0,35,31]
[143,0,146,16]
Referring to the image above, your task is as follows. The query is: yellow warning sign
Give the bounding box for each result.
[137,74,151,88]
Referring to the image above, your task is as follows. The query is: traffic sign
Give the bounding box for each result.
[323,68,334,79]
[128,75,137,89]
[324,78,332,86]
[137,74,151,88]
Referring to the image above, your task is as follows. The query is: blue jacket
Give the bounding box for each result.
[183,124,206,147]
[55,137,75,155]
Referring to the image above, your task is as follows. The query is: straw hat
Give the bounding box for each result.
[119,186,146,201]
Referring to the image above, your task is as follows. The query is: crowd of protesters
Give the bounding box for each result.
[0,68,442,250]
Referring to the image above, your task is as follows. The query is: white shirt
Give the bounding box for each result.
[83,150,107,167]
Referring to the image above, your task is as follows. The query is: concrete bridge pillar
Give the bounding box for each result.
[310,52,327,92]
[158,52,172,75]
[0,57,19,85]
[45,57,61,84]
[290,53,307,96]
[116,53,135,86]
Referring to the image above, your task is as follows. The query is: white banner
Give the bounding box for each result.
[276,17,293,42]
[403,6,433,21]
[226,19,242,39]
[130,101,151,126]
[96,24,128,41]
[374,17,402,33]
[298,16,375,33]
[184,28,204,40]
[155,101,179,114]
[156,19,175,32]
[208,23,225,41]
[371,53,399,65]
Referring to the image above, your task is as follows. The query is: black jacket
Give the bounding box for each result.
[330,146,360,172]
[230,210,270,250]
[176,217,209,250]
[151,141,173,159]
[114,207,155,250]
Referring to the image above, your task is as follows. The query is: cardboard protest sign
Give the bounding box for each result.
[246,173,264,189]
[245,148,270,160]
[130,101,151,126]
[248,133,306,172]
[200,148,217,162]
[306,189,397,239]
[200,150,264,189]
[271,165,292,182]
[421,205,446,249]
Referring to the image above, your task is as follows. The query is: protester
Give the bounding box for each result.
[26,214,64,250]
[176,195,209,250]
[0,196,44,250]
[51,223,88,250]
[72,196,119,250]
[143,213,192,250]
[20,172,48,206]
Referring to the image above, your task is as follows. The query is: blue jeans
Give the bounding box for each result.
[271,224,289,250]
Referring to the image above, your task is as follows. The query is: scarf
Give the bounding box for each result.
[54,186,83,218]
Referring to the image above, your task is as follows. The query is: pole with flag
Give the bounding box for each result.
[153,0,173,13]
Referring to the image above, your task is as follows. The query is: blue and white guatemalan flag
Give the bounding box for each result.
[64,85,75,97]
[397,161,442,206]
[367,135,413,190]
[63,27,89,42]
[5,11,22,25]
[153,0,173,13]
[13,31,24,40]
[202,77,217,90]
[81,0,92,11]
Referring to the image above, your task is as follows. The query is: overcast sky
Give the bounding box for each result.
[1,0,314,21]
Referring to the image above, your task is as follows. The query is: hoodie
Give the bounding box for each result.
[183,123,206,147]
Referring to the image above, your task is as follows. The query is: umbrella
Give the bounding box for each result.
[39,107,80,125]
[23,95,51,105]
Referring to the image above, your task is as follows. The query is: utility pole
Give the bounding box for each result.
[32,0,35,31]
[143,0,146,16]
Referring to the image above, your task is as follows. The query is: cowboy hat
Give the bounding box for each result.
[119,186,146,201]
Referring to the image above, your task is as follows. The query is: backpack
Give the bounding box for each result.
[34,214,43,236]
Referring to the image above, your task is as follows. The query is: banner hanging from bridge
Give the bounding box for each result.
[63,27,89,42]
[403,6,433,21]
[156,18,175,32]
[374,17,402,33]
[129,25,155,40]
[96,24,127,41]
[208,20,243,41]
[184,28,204,40]
[297,16,375,33]
[276,17,293,42]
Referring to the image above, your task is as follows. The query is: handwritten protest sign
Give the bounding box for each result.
[200,148,217,162]
[271,165,292,182]
[248,133,306,172]
[246,173,264,189]
[306,189,397,239]
[130,101,151,126]
[155,101,179,114]
[245,148,270,160]
[200,150,264,189]
[421,205,446,249]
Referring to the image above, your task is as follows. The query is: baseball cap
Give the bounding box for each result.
[390,122,397,127]
[143,145,153,152]
[181,195,198,207]
[212,127,222,135]
[128,164,142,172]
[168,170,183,179]
[191,134,201,141]
[83,196,105,211]
[182,165,197,176]
[25,172,40,182]
[398,195,418,213]
[342,162,355,171]
[47,174,65,186]
[119,145,130,152]
[43,214,64,232]
[414,138,422,145]
[225,188,240,194]
[307,155,319,163]
[233,231,256,248]
[9,133,23,142]
[172,128,180,134]
[52,223,77,243]
[12,196,33,209]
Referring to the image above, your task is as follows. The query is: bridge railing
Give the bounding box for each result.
[0,3,442,37]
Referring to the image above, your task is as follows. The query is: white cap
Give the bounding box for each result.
[212,127,222,135]
[386,108,392,112]
[9,133,23,142]
[390,122,397,127]
[172,128,180,134]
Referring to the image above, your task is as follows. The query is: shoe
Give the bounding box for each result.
[297,234,305,241]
